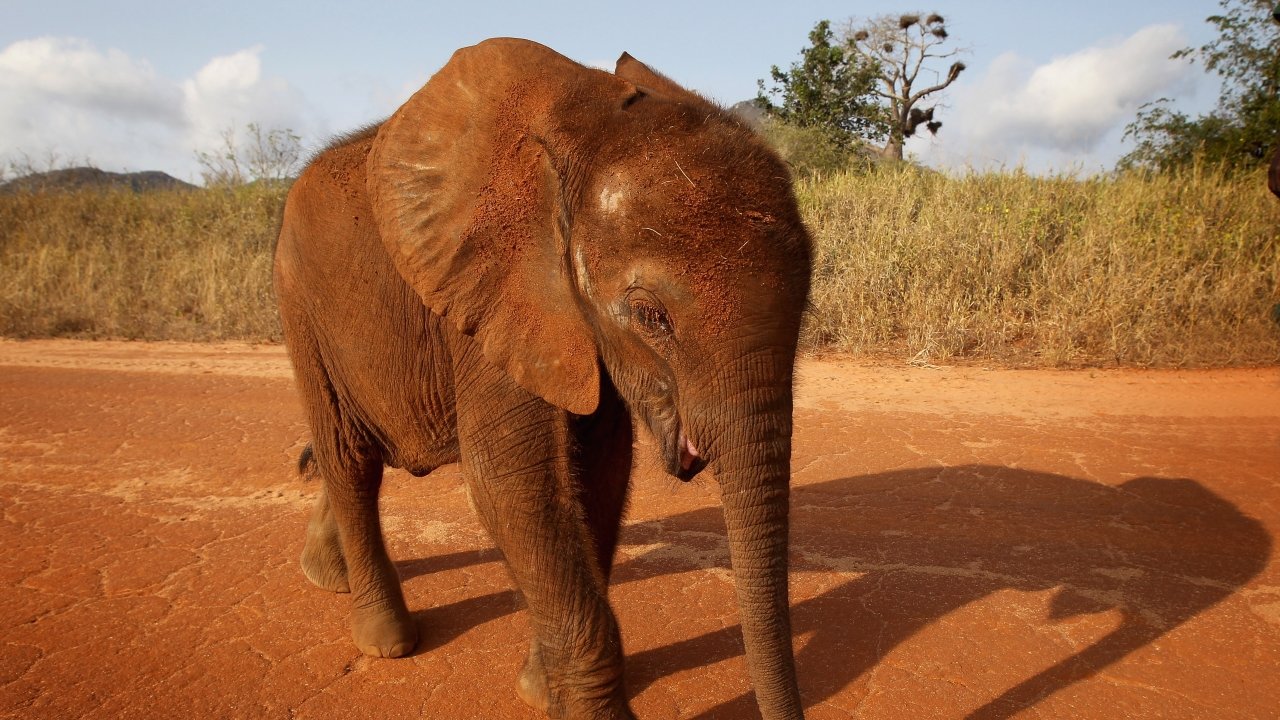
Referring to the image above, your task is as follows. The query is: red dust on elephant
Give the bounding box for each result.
[274,38,812,719]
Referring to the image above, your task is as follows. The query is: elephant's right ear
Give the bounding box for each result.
[614,52,707,106]
[367,38,625,416]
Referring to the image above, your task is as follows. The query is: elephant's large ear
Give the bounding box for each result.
[368,38,622,415]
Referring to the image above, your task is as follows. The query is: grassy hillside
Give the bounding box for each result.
[2,166,1277,365]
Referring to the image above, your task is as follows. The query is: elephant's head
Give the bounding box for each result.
[368,38,810,718]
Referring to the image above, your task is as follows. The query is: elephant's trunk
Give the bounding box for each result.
[699,347,803,719]
[720,456,802,718]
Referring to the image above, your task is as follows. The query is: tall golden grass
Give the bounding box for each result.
[0,184,285,341]
[1,165,1277,365]
[799,164,1280,366]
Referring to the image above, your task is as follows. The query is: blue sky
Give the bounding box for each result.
[2,1,1228,180]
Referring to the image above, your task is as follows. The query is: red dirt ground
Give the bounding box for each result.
[2,339,1278,719]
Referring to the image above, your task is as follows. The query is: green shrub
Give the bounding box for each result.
[757,119,874,178]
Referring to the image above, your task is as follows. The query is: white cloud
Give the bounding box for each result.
[0,37,317,181]
[181,45,312,154]
[915,24,1199,173]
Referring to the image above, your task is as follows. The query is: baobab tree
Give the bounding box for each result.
[845,12,967,160]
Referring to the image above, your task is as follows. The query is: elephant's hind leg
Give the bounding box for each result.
[300,473,350,594]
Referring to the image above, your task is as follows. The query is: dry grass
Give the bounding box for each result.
[1,164,1277,366]
[799,164,1280,366]
[0,184,285,340]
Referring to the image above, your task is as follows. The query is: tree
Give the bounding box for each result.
[195,122,303,187]
[844,13,967,161]
[755,20,888,152]
[1120,0,1280,172]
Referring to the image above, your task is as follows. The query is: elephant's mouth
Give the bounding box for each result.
[668,425,707,482]
[640,398,708,481]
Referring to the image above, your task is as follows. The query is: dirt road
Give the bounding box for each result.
[2,340,1278,719]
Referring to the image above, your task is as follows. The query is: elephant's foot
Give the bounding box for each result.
[516,648,551,714]
[351,601,417,658]
[301,530,350,593]
[519,656,634,719]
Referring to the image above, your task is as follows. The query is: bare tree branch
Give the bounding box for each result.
[842,11,968,160]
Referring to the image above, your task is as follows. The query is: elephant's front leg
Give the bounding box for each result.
[318,446,417,659]
[521,377,634,714]
[454,350,632,719]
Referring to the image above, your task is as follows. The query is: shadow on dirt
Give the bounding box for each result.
[395,548,518,654]
[396,464,1270,718]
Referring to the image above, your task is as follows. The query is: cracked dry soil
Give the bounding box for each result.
[2,340,1278,719]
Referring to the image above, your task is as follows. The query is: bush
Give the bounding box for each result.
[757,119,875,179]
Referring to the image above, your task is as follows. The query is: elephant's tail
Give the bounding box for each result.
[297,443,318,480]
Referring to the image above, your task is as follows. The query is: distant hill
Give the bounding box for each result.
[0,167,198,194]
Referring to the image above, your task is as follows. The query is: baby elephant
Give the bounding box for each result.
[274,38,812,719]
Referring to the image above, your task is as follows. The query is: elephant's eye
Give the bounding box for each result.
[629,296,673,337]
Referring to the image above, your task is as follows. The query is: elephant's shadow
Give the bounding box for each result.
[396,465,1270,718]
